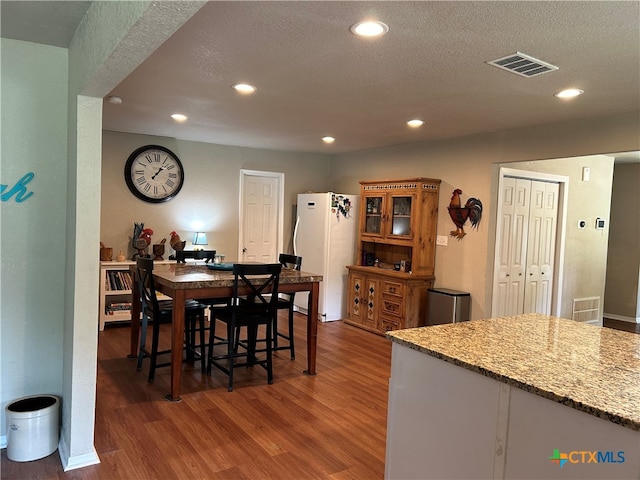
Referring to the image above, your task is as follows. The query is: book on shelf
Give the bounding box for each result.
[105,270,133,291]
[105,301,132,314]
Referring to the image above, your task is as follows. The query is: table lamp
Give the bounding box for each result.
[193,232,208,250]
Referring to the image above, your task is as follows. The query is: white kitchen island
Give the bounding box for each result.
[385,314,640,479]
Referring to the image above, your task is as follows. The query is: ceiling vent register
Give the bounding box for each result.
[487,52,559,78]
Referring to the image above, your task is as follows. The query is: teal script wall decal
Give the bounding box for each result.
[1,172,35,203]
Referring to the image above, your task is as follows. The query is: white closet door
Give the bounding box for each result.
[492,178,531,317]
[523,182,559,314]
[493,177,559,317]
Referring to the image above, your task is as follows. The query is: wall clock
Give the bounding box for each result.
[124,145,184,203]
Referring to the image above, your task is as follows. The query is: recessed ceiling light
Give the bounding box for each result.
[322,136,335,144]
[107,95,122,104]
[554,88,584,99]
[233,83,257,94]
[349,20,389,37]
[407,119,425,128]
[171,113,188,122]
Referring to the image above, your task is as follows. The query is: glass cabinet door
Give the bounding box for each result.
[390,196,412,236]
[364,196,384,235]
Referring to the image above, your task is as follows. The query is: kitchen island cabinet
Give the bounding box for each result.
[385,314,640,479]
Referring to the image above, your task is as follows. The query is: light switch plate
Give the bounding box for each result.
[436,235,448,246]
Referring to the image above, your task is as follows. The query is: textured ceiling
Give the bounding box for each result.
[3,1,640,155]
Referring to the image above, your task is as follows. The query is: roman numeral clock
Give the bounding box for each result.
[124,145,184,203]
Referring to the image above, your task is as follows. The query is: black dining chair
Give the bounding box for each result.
[273,253,303,359]
[176,249,216,263]
[135,256,208,380]
[175,250,230,360]
[206,263,282,391]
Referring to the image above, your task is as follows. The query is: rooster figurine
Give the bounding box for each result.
[132,222,154,258]
[169,231,186,254]
[447,189,482,239]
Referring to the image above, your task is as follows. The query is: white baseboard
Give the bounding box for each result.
[604,312,640,323]
[1,434,6,449]
[58,431,100,471]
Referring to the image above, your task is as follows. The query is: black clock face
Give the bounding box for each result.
[124,145,184,203]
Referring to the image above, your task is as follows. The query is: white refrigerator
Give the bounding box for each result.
[293,192,359,321]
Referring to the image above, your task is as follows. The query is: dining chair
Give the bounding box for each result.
[175,250,230,359]
[273,253,302,359]
[176,249,217,263]
[135,256,208,380]
[206,263,282,391]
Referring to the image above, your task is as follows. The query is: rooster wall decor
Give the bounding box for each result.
[447,189,483,240]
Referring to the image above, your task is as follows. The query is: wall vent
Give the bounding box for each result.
[572,297,600,323]
[487,52,559,78]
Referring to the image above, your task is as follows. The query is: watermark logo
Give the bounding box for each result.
[549,449,569,468]
[549,449,625,468]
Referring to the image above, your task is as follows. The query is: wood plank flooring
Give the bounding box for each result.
[4,316,637,479]
[1,314,391,479]
[603,317,640,334]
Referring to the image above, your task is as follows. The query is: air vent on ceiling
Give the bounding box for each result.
[487,52,559,78]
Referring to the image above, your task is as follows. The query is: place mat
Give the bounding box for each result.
[206,263,234,271]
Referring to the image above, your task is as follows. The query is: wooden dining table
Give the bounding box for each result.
[129,262,323,401]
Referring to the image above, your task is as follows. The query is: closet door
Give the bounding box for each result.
[523,182,558,314]
[492,178,531,317]
[492,177,559,317]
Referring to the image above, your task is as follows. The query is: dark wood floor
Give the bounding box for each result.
[1,314,390,479]
[603,317,640,334]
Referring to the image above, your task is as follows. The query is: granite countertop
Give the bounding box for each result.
[387,314,640,431]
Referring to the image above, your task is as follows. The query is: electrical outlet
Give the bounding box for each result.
[436,235,448,246]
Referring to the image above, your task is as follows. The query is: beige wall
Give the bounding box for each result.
[102,112,639,324]
[605,162,640,321]
[329,113,639,321]
[499,155,614,320]
[101,130,331,260]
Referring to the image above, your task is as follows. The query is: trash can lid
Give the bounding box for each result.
[428,288,470,296]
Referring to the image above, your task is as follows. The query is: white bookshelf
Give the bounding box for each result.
[98,260,171,330]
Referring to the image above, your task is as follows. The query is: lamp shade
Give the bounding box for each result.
[193,232,208,246]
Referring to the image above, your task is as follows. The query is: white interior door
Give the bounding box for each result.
[492,178,531,317]
[492,176,559,317]
[523,181,559,314]
[239,170,283,262]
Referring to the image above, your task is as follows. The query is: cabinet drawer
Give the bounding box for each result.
[383,280,404,297]
[380,317,401,332]
[381,296,403,318]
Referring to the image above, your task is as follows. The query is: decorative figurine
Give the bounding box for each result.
[169,231,186,254]
[132,222,154,259]
[153,238,166,260]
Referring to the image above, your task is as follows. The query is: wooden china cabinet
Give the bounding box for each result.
[345,178,440,335]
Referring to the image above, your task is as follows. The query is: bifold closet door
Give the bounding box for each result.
[522,181,559,315]
[492,177,558,317]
